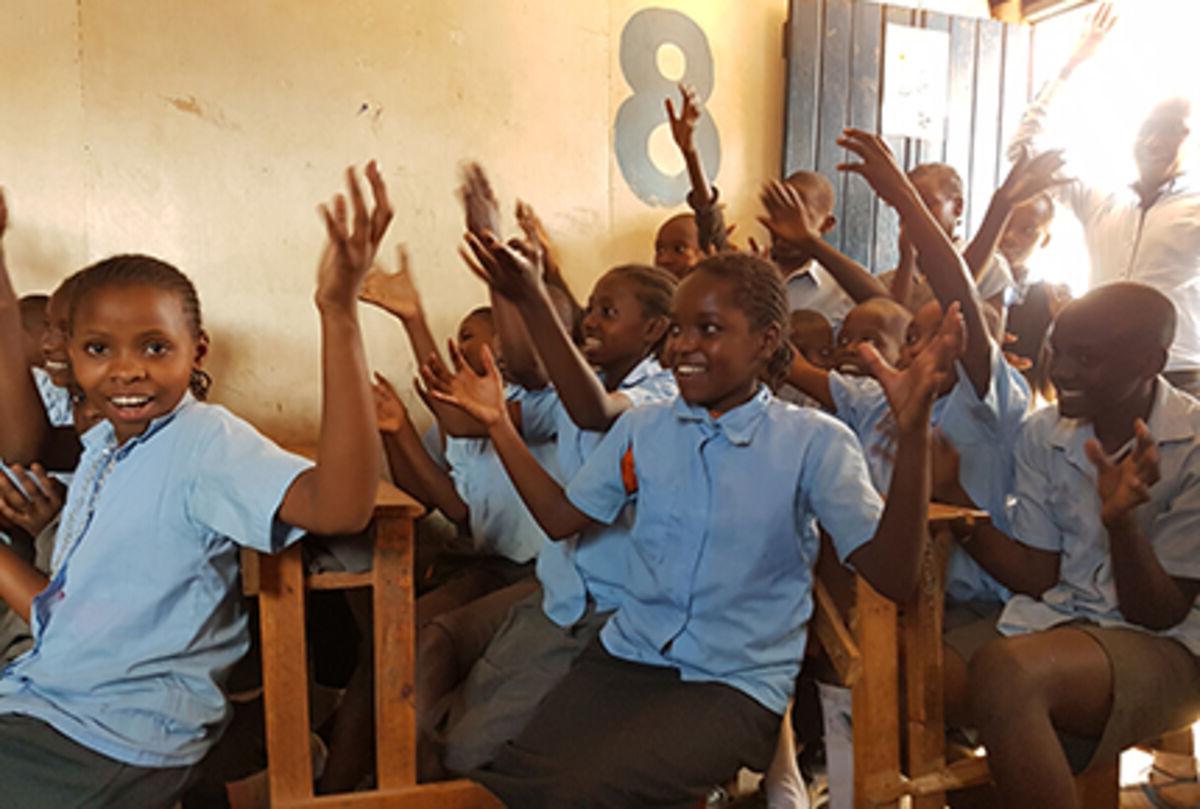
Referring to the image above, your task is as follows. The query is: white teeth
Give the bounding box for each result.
[44,360,68,371]
[675,364,705,376]
[111,395,151,407]
[582,337,602,350]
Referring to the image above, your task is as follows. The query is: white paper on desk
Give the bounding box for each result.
[818,681,854,809]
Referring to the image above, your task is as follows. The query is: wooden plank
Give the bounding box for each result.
[842,0,882,267]
[903,530,953,809]
[783,0,822,176]
[852,575,899,809]
[276,780,504,809]
[945,17,976,229]
[816,0,854,254]
[870,755,992,803]
[373,514,417,789]
[968,18,1004,237]
[307,570,374,591]
[258,545,316,803]
[240,547,261,597]
[812,578,862,686]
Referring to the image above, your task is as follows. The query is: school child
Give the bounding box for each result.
[0,165,389,808]
[18,294,47,371]
[653,213,704,280]
[665,83,731,259]
[425,251,960,807]
[420,223,678,775]
[789,309,834,371]
[944,282,1200,809]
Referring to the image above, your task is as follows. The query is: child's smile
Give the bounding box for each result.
[68,283,206,444]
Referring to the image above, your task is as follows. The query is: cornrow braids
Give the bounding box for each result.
[690,253,793,382]
[69,254,211,400]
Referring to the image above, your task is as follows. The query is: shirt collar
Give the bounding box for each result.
[81,391,197,454]
[616,354,663,391]
[783,259,821,287]
[1048,377,1193,463]
[672,384,771,446]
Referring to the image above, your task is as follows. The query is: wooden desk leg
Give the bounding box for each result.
[259,545,315,803]
[373,513,417,790]
[853,576,900,809]
[904,531,951,809]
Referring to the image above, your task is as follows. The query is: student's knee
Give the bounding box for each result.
[967,638,1045,723]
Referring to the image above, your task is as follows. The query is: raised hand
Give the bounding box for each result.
[862,303,964,434]
[665,83,702,154]
[371,372,411,434]
[1085,419,1159,526]
[515,199,565,285]
[0,464,64,537]
[419,340,508,428]
[1066,3,1116,73]
[317,161,393,311]
[996,148,1068,210]
[460,162,502,238]
[360,244,423,321]
[459,230,544,302]
[836,128,913,211]
[758,180,823,247]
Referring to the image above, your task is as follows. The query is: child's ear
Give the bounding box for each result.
[643,315,670,348]
[820,214,837,235]
[758,323,782,363]
[194,330,210,367]
[952,196,965,218]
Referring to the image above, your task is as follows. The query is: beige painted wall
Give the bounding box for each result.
[2,0,787,442]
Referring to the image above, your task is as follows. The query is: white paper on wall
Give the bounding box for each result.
[882,24,950,143]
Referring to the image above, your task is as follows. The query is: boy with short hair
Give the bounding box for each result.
[955,282,1200,809]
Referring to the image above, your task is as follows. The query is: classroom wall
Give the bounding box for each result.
[1,0,787,442]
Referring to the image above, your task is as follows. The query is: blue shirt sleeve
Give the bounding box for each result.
[564,409,636,526]
[828,372,884,437]
[519,387,561,443]
[186,409,313,553]
[1009,415,1064,553]
[798,416,884,564]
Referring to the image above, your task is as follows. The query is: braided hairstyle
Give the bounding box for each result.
[688,252,792,382]
[599,264,677,355]
[69,254,212,400]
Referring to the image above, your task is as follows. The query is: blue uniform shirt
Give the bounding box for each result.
[566,387,883,714]
[444,386,558,564]
[32,367,72,428]
[0,394,311,767]
[521,356,677,626]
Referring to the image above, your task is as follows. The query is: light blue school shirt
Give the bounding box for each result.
[520,356,677,626]
[0,393,311,767]
[828,369,1013,603]
[565,387,883,714]
[32,367,72,428]
[785,261,855,333]
[444,386,557,564]
[999,380,1200,656]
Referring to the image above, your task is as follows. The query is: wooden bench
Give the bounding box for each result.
[244,470,501,809]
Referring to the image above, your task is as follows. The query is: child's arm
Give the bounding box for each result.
[516,199,581,313]
[0,191,51,464]
[758,180,890,303]
[465,231,636,431]
[0,465,59,620]
[837,129,994,398]
[421,341,594,539]
[960,149,1066,307]
[667,84,727,253]
[277,163,389,535]
[374,373,468,524]
[782,348,834,411]
[843,305,962,601]
[889,229,917,309]
[360,244,439,367]
[1086,421,1200,630]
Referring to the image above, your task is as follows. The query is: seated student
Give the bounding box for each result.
[949,282,1200,809]
[0,168,388,809]
[665,83,730,258]
[653,213,704,280]
[829,296,911,377]
[419,216,679,776]
[426,251,961,807]
[1001,193,1072,400]
[789,309,834,371]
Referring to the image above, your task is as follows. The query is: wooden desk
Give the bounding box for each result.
[247,449,501,808]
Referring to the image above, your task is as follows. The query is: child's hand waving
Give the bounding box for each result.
[758,180,823,248]
[516,199,566,287]
[996,148,1068,209]
[1085,419,1159,527]
[360,244,422,321]
[665,83,702,154]
[460,162,502,238]
[317,161,393,311]
[371,372,411,434]
[460,230,544,303]
[863,303,965,434]
[836,128,914,211]
[419,341,508,429]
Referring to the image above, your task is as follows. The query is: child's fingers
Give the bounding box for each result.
[446,339,467,374]
[344,166,369,240]
[465,232,501,276]
[0,472,29,513]
[374,372,402,400]
[856,341,896,381]
[480,343,501,380]
[12,465,48,508]
[664,97,677,123]
[1083,438,1111,473]
[397,243,410,275]
[365,160,393,245]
